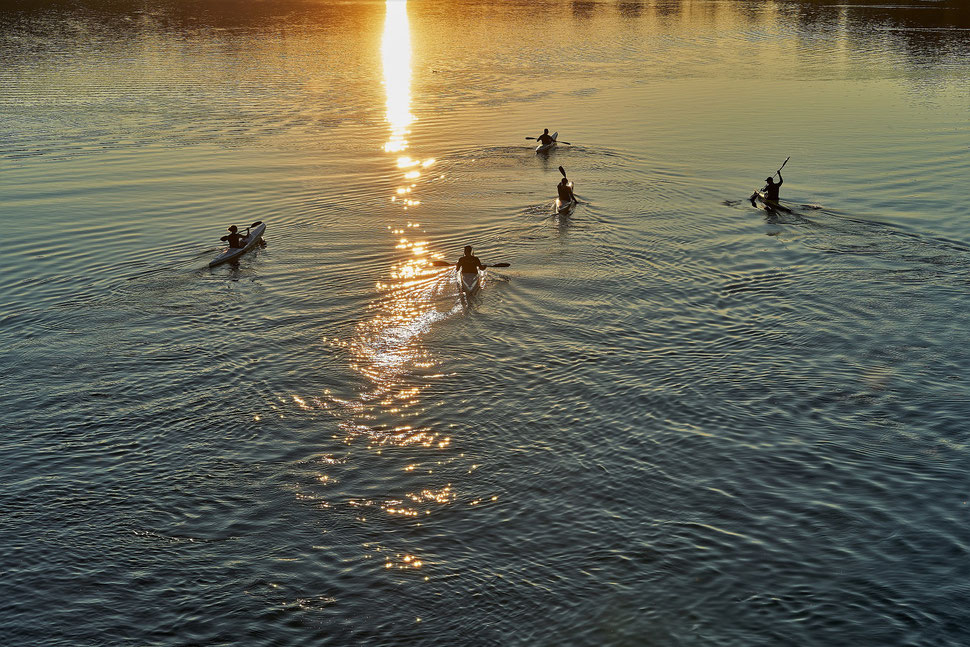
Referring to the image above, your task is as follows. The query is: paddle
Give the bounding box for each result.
[220,221,262,242]
[430,260,510,268]
[526,136,571,145]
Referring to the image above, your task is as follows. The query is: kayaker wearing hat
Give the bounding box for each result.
[225,225,246,249]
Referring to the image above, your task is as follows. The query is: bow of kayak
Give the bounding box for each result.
[209,223,266,268]
[753,192,792,214]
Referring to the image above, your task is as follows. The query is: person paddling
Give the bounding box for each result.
[762,171,783,202]
[557,176,575,204]
[456,245,485,277]
[535,128,555,147]
[225,225,247,249]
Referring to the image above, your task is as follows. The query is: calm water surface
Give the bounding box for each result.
[3,1,970,644]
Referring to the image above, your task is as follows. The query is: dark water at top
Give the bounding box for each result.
[2,1,970,644]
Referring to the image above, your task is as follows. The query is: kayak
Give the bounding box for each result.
[556,197,576,213]
[753,191,792,214]
[535,131,558,154]
[209,223,266,268]
[459,270,482,294]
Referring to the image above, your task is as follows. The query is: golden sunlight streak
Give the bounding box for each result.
[382,0,412,154]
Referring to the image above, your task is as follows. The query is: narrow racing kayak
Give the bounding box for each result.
[459,270,482,294]
[535,131,558,154]
[209,222,266,268]
[752,191,792,214]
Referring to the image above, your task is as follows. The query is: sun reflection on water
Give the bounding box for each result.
[381,0,412,154]
[286,3,476,580]
[355,0,453,411]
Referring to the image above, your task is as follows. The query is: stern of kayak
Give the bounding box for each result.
[459,270,482,294]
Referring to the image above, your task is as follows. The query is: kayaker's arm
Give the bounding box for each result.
[776,172,783,185]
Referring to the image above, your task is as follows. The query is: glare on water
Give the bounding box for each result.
[3,0,970,645]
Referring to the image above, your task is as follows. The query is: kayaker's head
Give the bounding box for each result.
[463,245,472,256]
[543,128,549,135]
[228,225,238,233]
[765,177,775,185]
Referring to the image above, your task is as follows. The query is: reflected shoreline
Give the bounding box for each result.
[3,0,968,71]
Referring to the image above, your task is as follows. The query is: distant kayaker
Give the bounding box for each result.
[225,225,246,249]
[535,129,555,147]
[557,177,576,203]
[762,171,783,201]
[455,246,485,276]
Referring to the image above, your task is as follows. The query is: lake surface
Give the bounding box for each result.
[3,0,970,644]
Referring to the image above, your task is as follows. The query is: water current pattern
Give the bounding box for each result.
[2,1,970,645]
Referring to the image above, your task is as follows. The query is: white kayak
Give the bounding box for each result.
[459,270,482,294]
[556,197,576,213]
[752,191,793,214]
[209,222,266,268]
[535,131,558,154]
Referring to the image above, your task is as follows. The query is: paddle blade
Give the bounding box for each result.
[488,263,510,268]
[559,141,571,145]
[558,165,566,177]
[250,220,262,227]
[430,260,453,267]
[525,137,536,140]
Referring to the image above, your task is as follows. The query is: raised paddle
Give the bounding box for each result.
[775,156,790,176]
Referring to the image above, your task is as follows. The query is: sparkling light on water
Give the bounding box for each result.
[381,0,412,154]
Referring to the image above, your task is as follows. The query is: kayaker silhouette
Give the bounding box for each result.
[225,225,246,249]
[557,177,575,203]
[456,246,485,275]
[535,129,554,146]
[762,171,783,201]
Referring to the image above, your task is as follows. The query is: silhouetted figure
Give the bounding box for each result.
[456,245,485,276]
[763,172,783,201]
[557,177,576,203]
[536,129,555,146]
[225,225,246,248]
